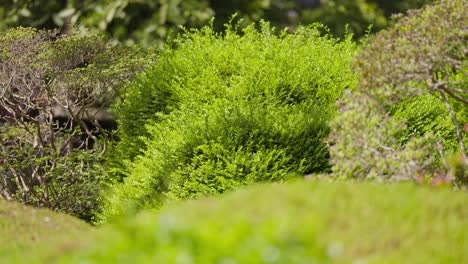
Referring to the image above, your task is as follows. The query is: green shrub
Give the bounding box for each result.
[355,0,467,164]
[391,94,466,152]
[102,21,357,221]
[328,91,435,181]
[330,0,467,182]
[0,27,151,220]
[52,181,468,263]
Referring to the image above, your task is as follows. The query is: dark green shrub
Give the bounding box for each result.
[0,27,151,220]
[1,0,432,46]
[330,0,467,182]
[101,21,356,221]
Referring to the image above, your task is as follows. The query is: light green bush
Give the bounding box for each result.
[330,0,468,182]
[101,21,357,221]
[354,0,468,163]
[328,91,435,181]
[391,94,466,153]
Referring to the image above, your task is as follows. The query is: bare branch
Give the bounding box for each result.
[440,86,468,104]
[439,91,468,164]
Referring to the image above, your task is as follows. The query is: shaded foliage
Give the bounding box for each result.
[0,0,432,46]
[0,26,152,220]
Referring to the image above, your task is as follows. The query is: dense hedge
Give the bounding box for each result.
[100,22,357,221]
[54,181,468,263]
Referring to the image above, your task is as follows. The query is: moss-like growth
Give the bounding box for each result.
[51,181,468,263]
[0,200,92,263]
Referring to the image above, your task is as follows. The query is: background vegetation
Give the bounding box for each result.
[0,26,152,220]
[0,0,432,46]
[329,0,467,184]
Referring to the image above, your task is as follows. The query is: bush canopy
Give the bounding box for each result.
[99,21,357,221]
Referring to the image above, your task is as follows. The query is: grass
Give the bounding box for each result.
[0,199,92,263]
[42,180,468,263]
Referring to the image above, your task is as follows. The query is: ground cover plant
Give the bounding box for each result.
[31,181,467,263]
[99,20,357,221]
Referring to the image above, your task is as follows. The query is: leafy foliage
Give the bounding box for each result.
[356,0,467,106]
[0,0,432,46]
[0,26,151,220]
[99,22,357,221]
[328,91,435,181]
[391,94,465,152]
[330,0,468,184]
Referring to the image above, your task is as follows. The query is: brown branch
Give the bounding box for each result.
[439,91,468,164]
[440,86,468,104]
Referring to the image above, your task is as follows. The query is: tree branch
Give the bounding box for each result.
[439,91,468,164]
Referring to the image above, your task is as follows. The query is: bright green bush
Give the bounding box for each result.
[102,21,357,221]
[51,181,468,263]
[391,94,466,152]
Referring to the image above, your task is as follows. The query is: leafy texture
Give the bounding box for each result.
[100,22,356,221]
[0,27,152,220]
[330,0,468,183]
[356,0,468,162]
[329,91,435,181]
